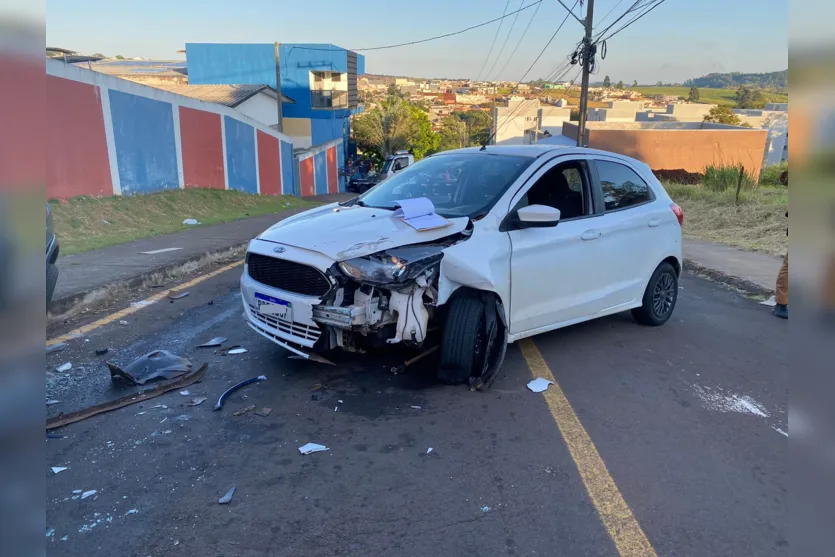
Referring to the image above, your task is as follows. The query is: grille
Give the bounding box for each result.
[247,253,331,297]
[249,304,321,343]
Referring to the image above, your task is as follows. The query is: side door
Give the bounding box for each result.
[587,157,663,307]
[506,155,608,335]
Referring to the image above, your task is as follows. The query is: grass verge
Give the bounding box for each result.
[633,86,788,107]
[50,189,319,255]
[664,182,788,257]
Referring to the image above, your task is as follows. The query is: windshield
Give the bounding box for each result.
[357,153,532,218]
[381,158,393,174]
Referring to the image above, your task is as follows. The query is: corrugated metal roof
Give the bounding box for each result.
[147,83,293,107]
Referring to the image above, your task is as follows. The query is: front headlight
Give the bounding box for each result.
[338,246,444,286]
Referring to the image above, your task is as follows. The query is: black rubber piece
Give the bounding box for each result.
[438,295,485,385]
[632,262,678,326]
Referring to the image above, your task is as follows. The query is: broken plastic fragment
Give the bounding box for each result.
[46,399,61,406]
[298,443,329,455]
[233,405,256,416]
[46,528,55,538]
[427,448,433,454]
[81,490,97,500]
[254,407,272,417]
[46,343,67,354]
[55,362,72,372]
[119,320,128,325]
[187,397,208,406]
[411,405,422,410]
[179,390,190,396]
[227,348,248,355]
[125,509,138,516]
[168,290,190,300]
[527,378,554,393]
[197,336,226,348]
[213,375,267,411]
[481,506,490,512]
[182,218,200,225]
[218,486,236,504]
[51,466,68,474]
[107,350,193,385]
[60,535,68,541]
[95,348,109,356]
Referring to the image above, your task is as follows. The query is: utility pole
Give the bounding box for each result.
[576,0,595,147]
[274,42,284,134]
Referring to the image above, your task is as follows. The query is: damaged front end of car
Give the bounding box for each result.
[311,237,465,352]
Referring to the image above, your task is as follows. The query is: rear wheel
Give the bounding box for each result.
[438,294,507,388]
[632,262,678,326]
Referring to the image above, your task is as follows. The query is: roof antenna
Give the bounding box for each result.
[480,142,488,151]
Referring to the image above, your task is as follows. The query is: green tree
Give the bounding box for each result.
[688,86,700,102]
[603,75,611,88]
[115,54,125,60]
[632,80,638,87]
[352,96,414,158]
[615,80,624,89]
[454,110,492,146]
[734,86,766,109]
[656,81,663,86]
[437,117,469,152]
[408,105,439,159]
[703,105,744,126]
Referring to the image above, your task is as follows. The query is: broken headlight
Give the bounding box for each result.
[338,245,444,286]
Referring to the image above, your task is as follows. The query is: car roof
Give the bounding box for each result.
[440,144,640,164]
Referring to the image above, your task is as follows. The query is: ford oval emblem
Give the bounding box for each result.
[273,246,286,254]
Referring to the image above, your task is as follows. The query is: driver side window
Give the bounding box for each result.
[520,161,590,220]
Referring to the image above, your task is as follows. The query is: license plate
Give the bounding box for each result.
[255,292,292,321]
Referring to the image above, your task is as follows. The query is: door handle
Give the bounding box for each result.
[648,218,662,228]
[581,230,601,241]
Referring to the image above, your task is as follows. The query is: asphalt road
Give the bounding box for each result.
[45,267,787,557]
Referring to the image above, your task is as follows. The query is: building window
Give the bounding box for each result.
[332,73,342,82]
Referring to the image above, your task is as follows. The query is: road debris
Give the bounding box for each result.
[168,290,190,300]
[182,218,200,225]
[130,300,154,308]
[46,400,61,406]
[411,405,422,410]
[233,405,256,416]
[254,407,272,417]
[55,362,72,372]
[227,348,248,355]
[60,536,68,541]
[759,295,777,307]
[172,414,191,422]
[126,509,138,515]
[46,528,55,538]
[197,336,226,348]
[298,443,329,455]
[81,490,97,500]
[427,448,433,454]
[46,343,67,354]
[527,378,554,393]
[213,375,267,411]
[481,506,490,512]
[119,320,129,325]
[51,466,68,474]
[187,397,208,406]
[218,487,236,504]
[334,406,338,412]
[95,348,109,356]
[179,390,190,396]
[47,364,208,430]
[107,350,193,385]
[159,417,168,424]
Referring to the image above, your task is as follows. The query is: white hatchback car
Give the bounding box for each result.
[241,145,683,387]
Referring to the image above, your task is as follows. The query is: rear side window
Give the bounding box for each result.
[596,160,652,211]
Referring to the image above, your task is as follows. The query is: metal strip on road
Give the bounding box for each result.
[47,260,243,347]
[519,338,657,557]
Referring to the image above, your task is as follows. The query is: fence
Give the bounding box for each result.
[47,59,343,199]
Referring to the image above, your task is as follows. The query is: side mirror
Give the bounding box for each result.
[515,205,561,228]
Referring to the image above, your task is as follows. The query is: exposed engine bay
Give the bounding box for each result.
[310,223,473,352]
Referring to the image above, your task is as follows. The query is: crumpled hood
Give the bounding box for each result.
[258,203,469,261]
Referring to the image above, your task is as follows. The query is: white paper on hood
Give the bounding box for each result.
[393,198,451,231]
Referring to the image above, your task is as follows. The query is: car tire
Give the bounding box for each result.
[438,294,507,387]
[632,262,678,326]
[46,262,58,310]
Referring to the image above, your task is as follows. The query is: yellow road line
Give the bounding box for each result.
[519,338,657,557]
[47,260,243,346]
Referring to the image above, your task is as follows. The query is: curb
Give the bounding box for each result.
[48,243,247,321]
[683,258,774,298]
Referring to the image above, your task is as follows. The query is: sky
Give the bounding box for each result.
[45,0,789,84]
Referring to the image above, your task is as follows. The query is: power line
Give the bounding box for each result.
[592,0,644,40]
[596,0,667,42]
[594,0,626,29]
[475,0,512,82]
[484,0,525,82]
[515,0,580,86]
[351,1,543,52]
[491,0,545,82]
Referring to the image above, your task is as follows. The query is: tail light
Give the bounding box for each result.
[670,203,684,226]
